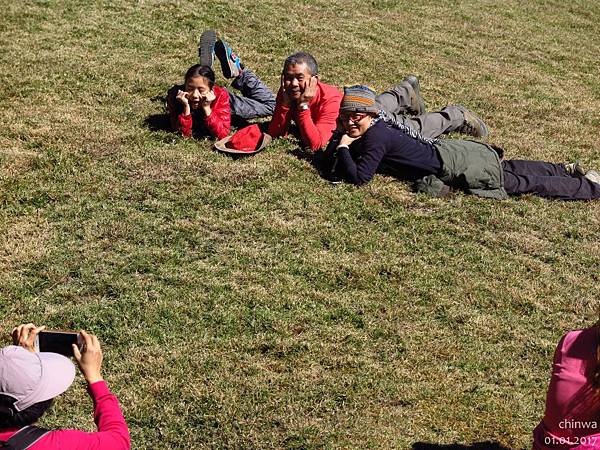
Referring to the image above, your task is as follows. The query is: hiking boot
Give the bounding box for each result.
[455,105,489,139]
[403,74,426,115]
[199,30,217,67]
[584,170,600,185]
[215,39,242,79]
[564,160,586,177]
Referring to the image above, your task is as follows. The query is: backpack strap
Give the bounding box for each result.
[0,426,50,450]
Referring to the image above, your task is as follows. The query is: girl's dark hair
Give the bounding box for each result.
[184,64,215,89]
[0,394,53,428]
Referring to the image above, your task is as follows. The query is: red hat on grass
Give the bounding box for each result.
[214,124,272,155]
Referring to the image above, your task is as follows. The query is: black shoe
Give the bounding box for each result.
[199,30,217,67]
[564,161,586,177]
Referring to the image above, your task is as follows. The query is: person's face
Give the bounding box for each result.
[341,112,373,138]
[184,76,211,109]
[282,63,313,99]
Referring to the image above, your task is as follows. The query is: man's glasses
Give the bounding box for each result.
[340,112,369,124]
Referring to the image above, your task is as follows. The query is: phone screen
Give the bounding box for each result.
[37,331,80,357]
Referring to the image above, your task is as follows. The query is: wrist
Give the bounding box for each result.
[182,106,191,116]
[202,106,212,116]
[83,371,103,384]
[298,102,310,111]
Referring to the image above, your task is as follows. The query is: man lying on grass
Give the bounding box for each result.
[323,85,600,200]
[267,53,489,151]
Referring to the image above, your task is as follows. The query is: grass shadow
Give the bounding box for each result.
[144,113,171,132]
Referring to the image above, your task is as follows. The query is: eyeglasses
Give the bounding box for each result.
[340,112,369,124]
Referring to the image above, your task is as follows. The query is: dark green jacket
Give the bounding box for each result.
[416,139,508,199]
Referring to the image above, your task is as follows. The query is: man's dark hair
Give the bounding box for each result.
[184,64,216,89]
[283,52,318,76]
[0,394,53,428]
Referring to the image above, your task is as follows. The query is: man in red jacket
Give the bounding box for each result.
[268,52,342,151]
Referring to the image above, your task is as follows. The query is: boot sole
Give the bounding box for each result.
[199,30,217,67]
[405,74,426,115]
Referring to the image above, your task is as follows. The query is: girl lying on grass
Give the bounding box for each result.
[167,31,275,140]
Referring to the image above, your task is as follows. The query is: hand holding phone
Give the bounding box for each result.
[11,323,45,353]
[73,330,103,384]
[35,330,83,357]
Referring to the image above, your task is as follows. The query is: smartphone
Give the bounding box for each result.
[35,330,82,357]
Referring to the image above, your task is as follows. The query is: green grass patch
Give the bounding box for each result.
[2,1,600,448]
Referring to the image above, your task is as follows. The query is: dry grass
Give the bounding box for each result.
[1,1,600,449]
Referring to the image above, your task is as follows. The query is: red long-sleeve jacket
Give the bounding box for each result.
[167,85,230,140]
[267,81,342,151]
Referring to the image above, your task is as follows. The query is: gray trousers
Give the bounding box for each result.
[228,69,276,119]
[375,80,465,139]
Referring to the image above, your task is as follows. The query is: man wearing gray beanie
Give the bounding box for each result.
[324,85,600,200]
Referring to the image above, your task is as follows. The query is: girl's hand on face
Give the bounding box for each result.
[200,90,215,116]
[176,90,189,106]
[201,90,216,106]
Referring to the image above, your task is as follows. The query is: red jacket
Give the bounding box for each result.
[167,85,230,140]
[0,381,130,450]
[267,81,342,151]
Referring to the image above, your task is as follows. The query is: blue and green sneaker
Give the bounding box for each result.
[214,39,242,79]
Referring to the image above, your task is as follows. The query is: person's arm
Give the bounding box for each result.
[166,85,193,137]
[297,96,341,151]
[335,133,387,185]
[203,88,231,140]
[38,380,130,450]
[296,81,342,151]
[71,331,130,449]
[267,88,292,138]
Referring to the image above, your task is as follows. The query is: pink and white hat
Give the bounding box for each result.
[0,346,76,411]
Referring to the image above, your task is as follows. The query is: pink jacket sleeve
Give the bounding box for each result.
[31,381,130,450]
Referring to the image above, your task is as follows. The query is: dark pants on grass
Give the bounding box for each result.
[375,81,466,139]
[228,69,275,119]
[502,160,600,200]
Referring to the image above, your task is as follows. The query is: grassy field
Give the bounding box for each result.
[1,1,600,448]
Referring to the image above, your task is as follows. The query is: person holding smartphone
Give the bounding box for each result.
[0,324,130,449]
